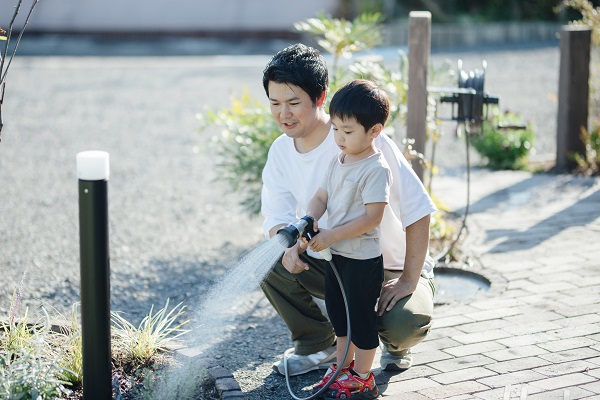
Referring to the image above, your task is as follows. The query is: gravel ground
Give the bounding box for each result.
[0,38,560,399]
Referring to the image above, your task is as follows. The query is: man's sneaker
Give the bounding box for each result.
[312,361,355,393]
[379,348,412,371]
[323,369,379,399]
[272,345,336,376]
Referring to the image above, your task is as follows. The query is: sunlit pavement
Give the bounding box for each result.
[377,169,600,399]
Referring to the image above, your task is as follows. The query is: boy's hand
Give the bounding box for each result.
[311,218,319,233]
[308,228,334,252]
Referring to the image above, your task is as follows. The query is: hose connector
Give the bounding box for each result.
[277,216,332,261]
[277,216,311,248]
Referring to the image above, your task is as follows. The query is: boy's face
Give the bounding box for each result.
[332,116,379,158]
[267,81,322,140]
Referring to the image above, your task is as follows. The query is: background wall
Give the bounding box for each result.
[0,0,337,34]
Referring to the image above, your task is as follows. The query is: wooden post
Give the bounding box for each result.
[556,25,591,171]
[406,11,431,181]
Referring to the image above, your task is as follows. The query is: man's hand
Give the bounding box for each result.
[281,240,310,274]
[377,274,418,316]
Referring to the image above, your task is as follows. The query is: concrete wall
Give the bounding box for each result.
[0,0,338,34]
[2,1,561,48]
[385,21,562,48]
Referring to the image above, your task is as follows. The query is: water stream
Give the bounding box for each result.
[149,234,289,398]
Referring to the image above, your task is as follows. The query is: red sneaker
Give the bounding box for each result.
[323,369,379,399]
[312,361,354,393]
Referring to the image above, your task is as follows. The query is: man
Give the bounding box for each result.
[260,43,436,376]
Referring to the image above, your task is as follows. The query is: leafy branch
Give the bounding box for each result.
[0,0,41,140]
[293,12,383,81]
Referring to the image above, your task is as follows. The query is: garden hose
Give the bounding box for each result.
[434,115,474,263]
[276,218,353,400]
[283,253,352,400]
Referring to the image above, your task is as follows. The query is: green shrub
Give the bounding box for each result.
[470,110,535,170]
[111,299,190,365]
[0,306,72,399]
[0,292,189,399]
[51,304,83,386]
[0,348,71,400]
[200,89,281,215]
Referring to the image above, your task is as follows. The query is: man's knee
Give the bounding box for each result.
[376,279,434,352]
[378,307,432,349]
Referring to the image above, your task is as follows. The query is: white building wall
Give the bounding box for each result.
[1,0,338,33]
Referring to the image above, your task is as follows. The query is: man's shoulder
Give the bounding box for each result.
[271,132,290,146]
[374,132,395,148]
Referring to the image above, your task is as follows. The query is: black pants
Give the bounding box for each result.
[325,254,384,350]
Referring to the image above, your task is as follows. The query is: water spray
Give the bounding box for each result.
[276,216,352,400]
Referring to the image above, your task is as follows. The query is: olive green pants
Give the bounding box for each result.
[260,253,435,356]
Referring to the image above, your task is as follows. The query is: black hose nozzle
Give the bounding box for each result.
[277,216,316,248]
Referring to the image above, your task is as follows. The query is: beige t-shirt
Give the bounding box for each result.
[320,150,392,259]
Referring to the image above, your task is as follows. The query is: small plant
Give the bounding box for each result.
[428,195,456,249]
[293,12,383,75]
[1,282,191,399]
[50,304,83,386]
[572,120,600,175]
[0,306,73,399]
[470,109,535,170]
[0,347,71,399]
[1,275,32,354]
[111,299,190,365]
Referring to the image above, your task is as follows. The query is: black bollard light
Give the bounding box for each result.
[76,151,112,400]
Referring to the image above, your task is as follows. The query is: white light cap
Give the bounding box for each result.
[76,151,110,181]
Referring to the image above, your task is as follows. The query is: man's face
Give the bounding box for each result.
[267,81,320,139]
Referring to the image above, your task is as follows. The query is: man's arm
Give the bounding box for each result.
[377,214,430,316]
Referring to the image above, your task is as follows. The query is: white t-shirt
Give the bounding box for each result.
[261,127,437,277]
[322,150,391,260]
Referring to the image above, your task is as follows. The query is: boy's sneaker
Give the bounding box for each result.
[323,369,379,399]
[272,345,336,376]
[312,361,354,394]
[379,348,412,371]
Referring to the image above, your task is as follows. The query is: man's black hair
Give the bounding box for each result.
[262,43,328,104]
[329,79,390,131]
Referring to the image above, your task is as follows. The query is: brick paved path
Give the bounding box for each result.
[375,169,600,399]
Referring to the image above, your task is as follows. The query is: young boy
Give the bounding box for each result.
[303,79,392,399]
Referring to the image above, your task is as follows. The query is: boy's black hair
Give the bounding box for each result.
[262,43,328,105]
[329,79,390,131]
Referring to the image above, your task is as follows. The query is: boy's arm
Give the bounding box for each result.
[308,202,387,252]
[305,187,328,224]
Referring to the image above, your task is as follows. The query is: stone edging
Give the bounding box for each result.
[207,365,246,400]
